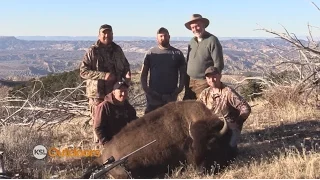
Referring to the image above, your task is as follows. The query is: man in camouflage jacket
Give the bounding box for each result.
[79,24,131,143]
[197,66,251,152]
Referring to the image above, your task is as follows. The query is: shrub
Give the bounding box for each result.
[240,79,264,101]
[8,69,85,102]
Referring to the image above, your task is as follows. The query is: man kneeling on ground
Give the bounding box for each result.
[94,81,137,145]
[197,66,251,153]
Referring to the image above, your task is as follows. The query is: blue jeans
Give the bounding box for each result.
[227,120,243,148]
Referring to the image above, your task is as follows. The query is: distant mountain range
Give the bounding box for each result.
[13,36,276,41]
[0,36,300,80]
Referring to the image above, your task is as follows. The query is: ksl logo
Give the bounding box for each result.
[33,145,47,159]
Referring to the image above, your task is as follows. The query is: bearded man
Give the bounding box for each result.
[183,14,225,100]
[140,27,186,114]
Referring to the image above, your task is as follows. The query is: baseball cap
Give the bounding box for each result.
[157,27,169,34]
[99,24,113,32]
[205,66,221,76]
[113,81,129,90]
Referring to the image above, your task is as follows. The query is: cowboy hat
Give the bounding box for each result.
[184,14,210,30]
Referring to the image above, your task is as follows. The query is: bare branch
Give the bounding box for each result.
[307,23,315,42]
[265,60,320,67]
[3,100,29,123]
[0,78,91,128]
[231,76,272,87]
[308,25,320,30]
[311,1,320,11]
[257,27,320,56]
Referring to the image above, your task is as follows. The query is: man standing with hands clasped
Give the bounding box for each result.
[183,14,225,100]
[80,24,132,143]
[140,27,186,114]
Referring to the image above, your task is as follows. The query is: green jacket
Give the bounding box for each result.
[186,31,224,79]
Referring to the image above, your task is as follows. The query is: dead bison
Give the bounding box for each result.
[83,100,235,178]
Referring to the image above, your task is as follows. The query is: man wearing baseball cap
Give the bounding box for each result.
[80,24,132,143]
[198,66,251,154]
[183,14,225,100]
[94,81,137,145]
[140,27,186,114]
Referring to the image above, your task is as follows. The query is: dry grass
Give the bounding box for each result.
[167,148,320,179]
[0,117,97,178]
[0,75,319,179]
[0,86,10,99]
[1,98,318,179]
[0,125,54,178]
[217,148,320,179]
[0,86,11,120]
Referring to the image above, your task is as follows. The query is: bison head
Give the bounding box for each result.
[189,117,234,172]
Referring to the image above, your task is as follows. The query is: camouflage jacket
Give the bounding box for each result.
[197,83,251,125]
[79,40,130,98]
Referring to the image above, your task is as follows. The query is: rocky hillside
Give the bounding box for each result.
[0,36,298,80]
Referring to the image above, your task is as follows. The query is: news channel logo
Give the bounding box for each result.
[33,145,47,159]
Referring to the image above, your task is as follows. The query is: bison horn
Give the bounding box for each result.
[188,122,194,140]
[218,117,228,136]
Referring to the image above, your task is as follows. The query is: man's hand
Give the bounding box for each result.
[125,71,131,79]
[104,73,116,81]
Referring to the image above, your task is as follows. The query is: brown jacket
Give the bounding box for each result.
[197,83,251,129]
[94,93,137,145]
[79,40,131,98]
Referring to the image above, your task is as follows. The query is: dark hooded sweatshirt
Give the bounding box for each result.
[94,93,137,144]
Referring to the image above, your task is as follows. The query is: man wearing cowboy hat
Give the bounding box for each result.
[183,14,224,100]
